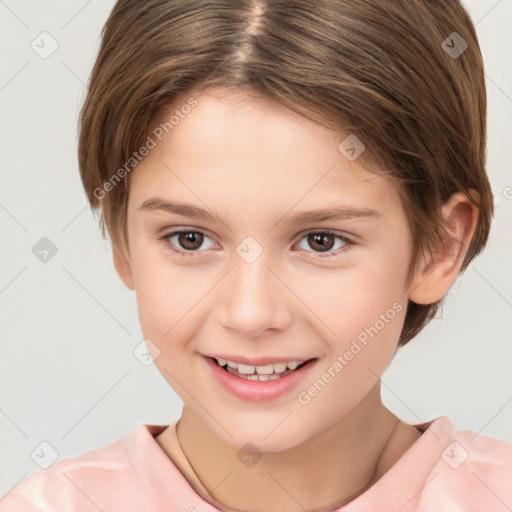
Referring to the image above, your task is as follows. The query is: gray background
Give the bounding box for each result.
[1,0,511,498]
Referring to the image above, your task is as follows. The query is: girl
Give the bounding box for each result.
[2,1,510,510]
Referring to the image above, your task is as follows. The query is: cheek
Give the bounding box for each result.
[302,249,408,389]
[311,258,407,339]
[130,247,200,342]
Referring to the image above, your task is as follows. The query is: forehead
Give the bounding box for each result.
[128,86,402,220]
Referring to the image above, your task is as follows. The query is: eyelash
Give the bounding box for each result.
[158,229,354,259]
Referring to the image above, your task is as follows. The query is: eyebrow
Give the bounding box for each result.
[138,197,381,226]
[139,198,230,225]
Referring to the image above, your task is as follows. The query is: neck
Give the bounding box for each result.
[157,387,418,512]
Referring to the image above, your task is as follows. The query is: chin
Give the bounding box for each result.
[210,416,318,454]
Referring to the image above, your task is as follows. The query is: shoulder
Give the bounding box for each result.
[0,424,168,512]
[416,416,512,511]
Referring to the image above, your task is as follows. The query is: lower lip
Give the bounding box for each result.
[204,356,317,402]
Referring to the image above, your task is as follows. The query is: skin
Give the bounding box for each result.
[113,86,478,511]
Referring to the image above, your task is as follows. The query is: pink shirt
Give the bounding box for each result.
[2,416,511,511]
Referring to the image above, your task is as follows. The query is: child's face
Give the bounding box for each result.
[118,86,415,451]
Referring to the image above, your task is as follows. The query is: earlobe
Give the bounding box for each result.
[408,191,479,305]
[113,246,134,291]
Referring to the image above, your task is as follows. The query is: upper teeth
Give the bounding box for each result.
[215,358,305,375]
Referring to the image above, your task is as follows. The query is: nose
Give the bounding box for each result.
[216,250,293,339]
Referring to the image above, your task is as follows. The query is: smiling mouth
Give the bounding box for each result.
[210,356,316,381]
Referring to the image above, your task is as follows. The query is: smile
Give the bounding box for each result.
[212,357,312,381]
[204,355,318,401]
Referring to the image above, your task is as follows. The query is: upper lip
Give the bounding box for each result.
[204,354,316,366]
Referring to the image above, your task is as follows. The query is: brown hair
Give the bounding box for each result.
[78,0,493,346]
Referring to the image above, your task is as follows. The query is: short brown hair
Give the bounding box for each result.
[78,0,493,346]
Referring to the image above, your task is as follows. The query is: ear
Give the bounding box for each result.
[408,191,479,305]
[113,245,134,291]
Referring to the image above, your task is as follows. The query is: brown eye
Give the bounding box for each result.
[296,230,351,258]
[160,229,216,256]
[176,231,204,250]
[306,233,336,252]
